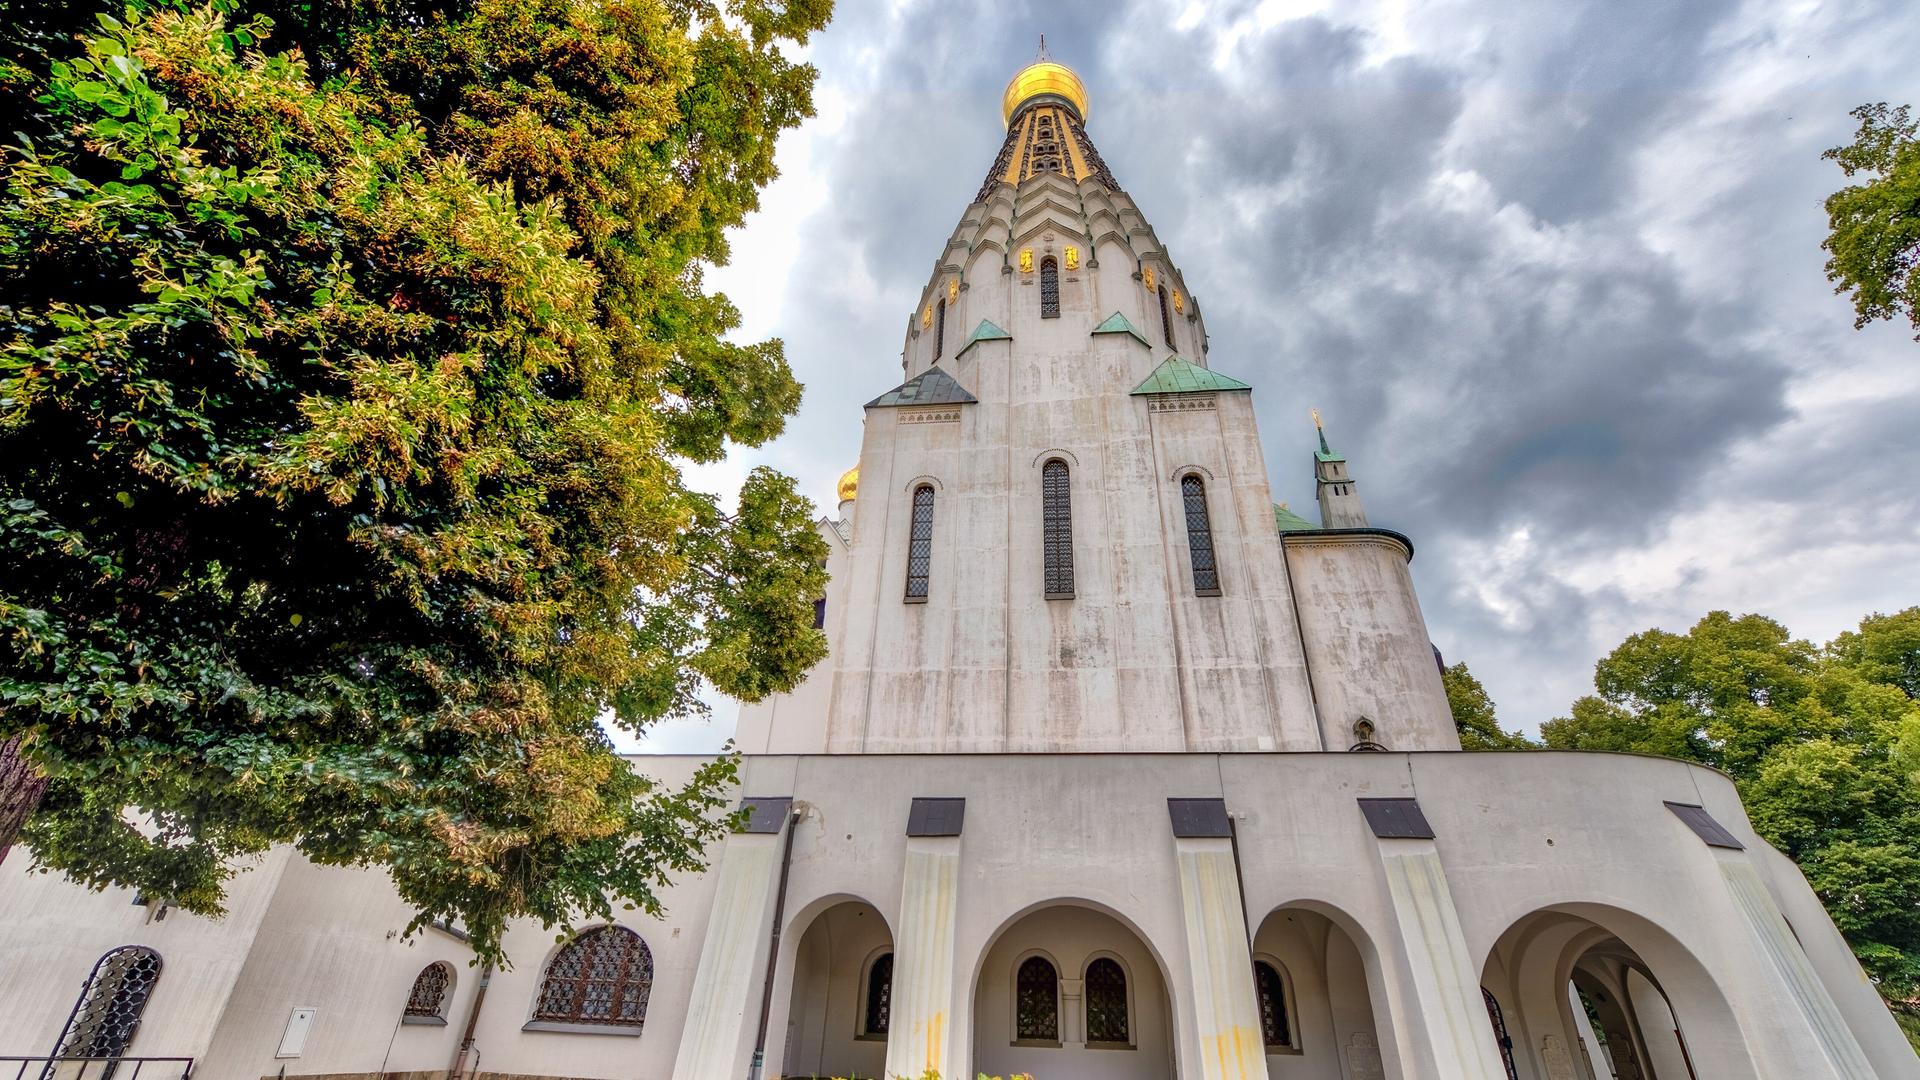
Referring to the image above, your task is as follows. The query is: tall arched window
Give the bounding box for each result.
[863,953,893,1036]
[1483,987,1519,1080]
[1039,256,1060,318]
[405,962,453,1023]
[1255,960,1293,1050]
[1158,283,1175,347]
[532,926,653,1028]
[905,484,935,601]
[934,297,947,359]
[1041,460,1074,598]
[57,946,162,1062]
[1015,956,1059,1041]
[1181,474,1221,595]
[1084,957,1130,1046]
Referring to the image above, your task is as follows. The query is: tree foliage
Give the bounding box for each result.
[1823,103,1920,340]
[1543,609,1920,1008]
[1441,661,1531,750]
[0,0,830,964]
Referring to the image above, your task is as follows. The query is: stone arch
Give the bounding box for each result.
[778,895,894,1079]
[1480,901,1758,1080]
[1252,899,1402,1079]
[968,898,1178,1080]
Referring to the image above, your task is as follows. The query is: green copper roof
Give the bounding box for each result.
[865,366,978,408]
[1273,503,1319,532]
[1315,424,1345,463]
[955,319,1012,358]
[1129,355,1252,396]
[1091,311,1152,348]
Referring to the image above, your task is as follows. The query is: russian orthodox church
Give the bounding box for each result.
[1,54,1914,1080]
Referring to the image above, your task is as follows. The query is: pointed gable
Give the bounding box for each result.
[866,365,979,408]
[955,319,1012,359]
[1129,355,1251,396]
[1273,503,1319,533]
[1090,311,1151,348]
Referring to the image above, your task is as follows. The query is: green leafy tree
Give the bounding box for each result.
[1823,103,1920,340]
[1441,661,1533,750]
[0,0,831,964]
[1543,610,1920,1019]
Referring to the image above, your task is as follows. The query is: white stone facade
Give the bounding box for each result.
[1,59,1914,1080]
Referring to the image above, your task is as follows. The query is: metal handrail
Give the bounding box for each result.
[0,1056,193,1080]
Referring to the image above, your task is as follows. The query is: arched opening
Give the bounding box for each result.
[973,903,1172,1079]
[781,898,893,1079]
[1251,905,1393,1078]
[1481,904,1756,1079]
[56,945,162,1071]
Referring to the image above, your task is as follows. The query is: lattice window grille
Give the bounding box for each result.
[1158,284,1175,347]
[57,946,163,1062]
[864,953,893,1035]
[1181,475,1220,594]
[406,962,452,1018]
[1084,958,1130,1044]
[905,486,935,600]
[1484,987,1519,1080]
[1039,257,1060,318]
[933,298,946,360]
[1015,956,1059,1041]
[1255,961,1292,1049]
[1041,461,1075,598]
[533,927,654,1026]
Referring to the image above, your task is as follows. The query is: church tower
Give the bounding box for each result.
[737,55,1460,756]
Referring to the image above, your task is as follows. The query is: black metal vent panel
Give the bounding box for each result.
[737,797,793,834]
[1664,801,1745,850]
[906,797,966,837]
[1167,798,1232,838]
[1357,797,1435,839]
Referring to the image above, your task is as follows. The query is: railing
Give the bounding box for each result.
[0,1057,193,1080]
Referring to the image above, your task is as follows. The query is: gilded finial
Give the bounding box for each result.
[1038,34,1048,61]
[1311,407,1322,429]
[1312,408,1331,456]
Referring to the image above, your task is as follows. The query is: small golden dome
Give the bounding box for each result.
[836,465,859,503]
[1002,60,1089,126]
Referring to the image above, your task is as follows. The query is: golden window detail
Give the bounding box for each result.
[1064,246,1079,270]
[921,304,932,329]
[947,278,959,302]
[1019,249,1034,273]
[1173,289,1185,313]
[1142,266,1155,290]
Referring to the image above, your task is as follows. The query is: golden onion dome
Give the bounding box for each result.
[1002,60,1089,126]
[836,465,859,503]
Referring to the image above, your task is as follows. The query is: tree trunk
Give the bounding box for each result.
[0,733,49,864]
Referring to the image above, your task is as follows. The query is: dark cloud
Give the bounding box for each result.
[672,0,1920,745]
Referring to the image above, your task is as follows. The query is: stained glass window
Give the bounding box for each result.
[864,954,893,1036]
[1181,475,1220,594]
[1041,461,1074,598]
[406,962,452,1019]
[533,927,653,1027]
[1015,956,1059,1041]
[905,485,934,601]
[1040,256,1060,319]
[1255,961,1292,1049]
[1085,957,1129,1045]
[57,946,162,1064]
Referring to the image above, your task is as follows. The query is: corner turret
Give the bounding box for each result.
[1312,409,1368,527]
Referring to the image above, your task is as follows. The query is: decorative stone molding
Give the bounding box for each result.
[899,409,961,425]
[1146,394,1216,413]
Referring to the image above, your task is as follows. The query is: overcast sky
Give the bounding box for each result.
[628,0,1920,752]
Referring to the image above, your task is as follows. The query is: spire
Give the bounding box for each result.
[1311,410,1368,527]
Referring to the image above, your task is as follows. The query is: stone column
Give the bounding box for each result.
[883,836,963,1080]
[1172,836,1270,1080]
[1372,837,1511,1080]
[669,827,788,1080]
